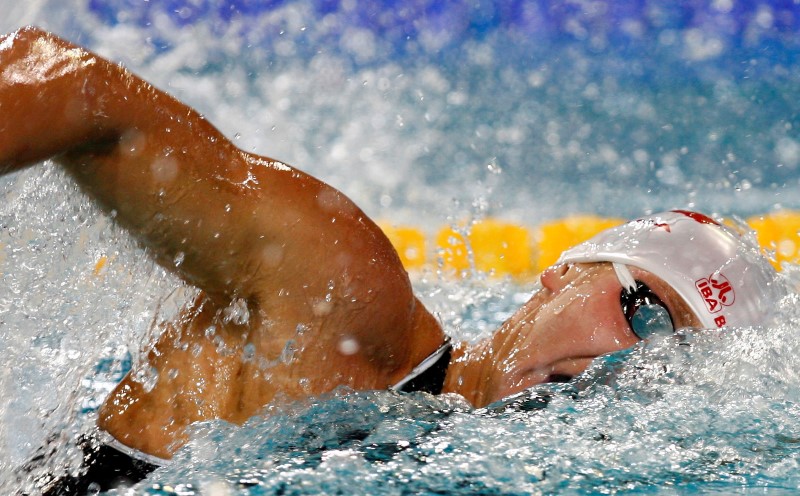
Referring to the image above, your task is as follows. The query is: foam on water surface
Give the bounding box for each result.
[1,1,800,494]
[113,319,800,495]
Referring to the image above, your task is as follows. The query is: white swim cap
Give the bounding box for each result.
[557,210,785,330]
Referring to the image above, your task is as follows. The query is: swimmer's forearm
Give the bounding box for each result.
[0,27,114,171]
[0,27,253,297]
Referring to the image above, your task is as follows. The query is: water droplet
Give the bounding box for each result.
[242,343,256,362]
[281,340,296,364]
[150,157,179,183]
[213,335,227,353]
[173,251,185,267]
[201,480,235,496]
[133,365,159,393]
[338,337,359,356]
[222,298,250,325]
[313,300,333,316]
[262,244,284,268]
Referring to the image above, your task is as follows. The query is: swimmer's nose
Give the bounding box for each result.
[539,263,575,293]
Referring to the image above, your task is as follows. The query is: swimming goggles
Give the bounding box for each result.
[613,263,675,340]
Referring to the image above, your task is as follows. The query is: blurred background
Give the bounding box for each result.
[4,0,799,227]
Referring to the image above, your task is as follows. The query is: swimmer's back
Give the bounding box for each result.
[0,26,446,460]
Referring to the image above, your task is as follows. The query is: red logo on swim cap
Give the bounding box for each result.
[637,210,718,234]
[695,274,735,314]
[673,210,721,226]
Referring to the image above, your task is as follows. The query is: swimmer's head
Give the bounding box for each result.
[447,210,788,406]
[557,210,785,330]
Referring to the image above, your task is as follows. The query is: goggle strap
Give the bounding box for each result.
[613,262,637,292]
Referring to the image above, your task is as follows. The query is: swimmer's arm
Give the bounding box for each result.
[0,27,111,169]
[0,27,412,310]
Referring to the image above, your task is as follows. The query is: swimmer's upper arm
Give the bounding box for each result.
[0,27,415,320]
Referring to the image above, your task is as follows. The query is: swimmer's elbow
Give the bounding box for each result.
[2,25,46,45]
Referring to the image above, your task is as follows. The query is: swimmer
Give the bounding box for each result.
[0,28,784,494]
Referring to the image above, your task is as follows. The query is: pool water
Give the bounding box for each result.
[130,320,800,495]
[2,1,800,494]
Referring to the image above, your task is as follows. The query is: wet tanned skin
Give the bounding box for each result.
[443,263,701,407]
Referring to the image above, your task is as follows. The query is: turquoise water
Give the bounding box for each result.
[2,1,800,494]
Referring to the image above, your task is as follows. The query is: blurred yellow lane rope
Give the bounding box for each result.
[747,211,800,270]
[380,211,800,279]
[86,212,798,280]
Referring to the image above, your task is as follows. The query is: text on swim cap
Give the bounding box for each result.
[695,274,735,328]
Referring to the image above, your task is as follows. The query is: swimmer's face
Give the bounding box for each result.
[468,262,700,406]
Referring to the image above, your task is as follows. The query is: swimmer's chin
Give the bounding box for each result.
[488,370,575,404]
[489,356,599,403]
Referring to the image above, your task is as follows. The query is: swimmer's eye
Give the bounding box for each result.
[620,281,675,340]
